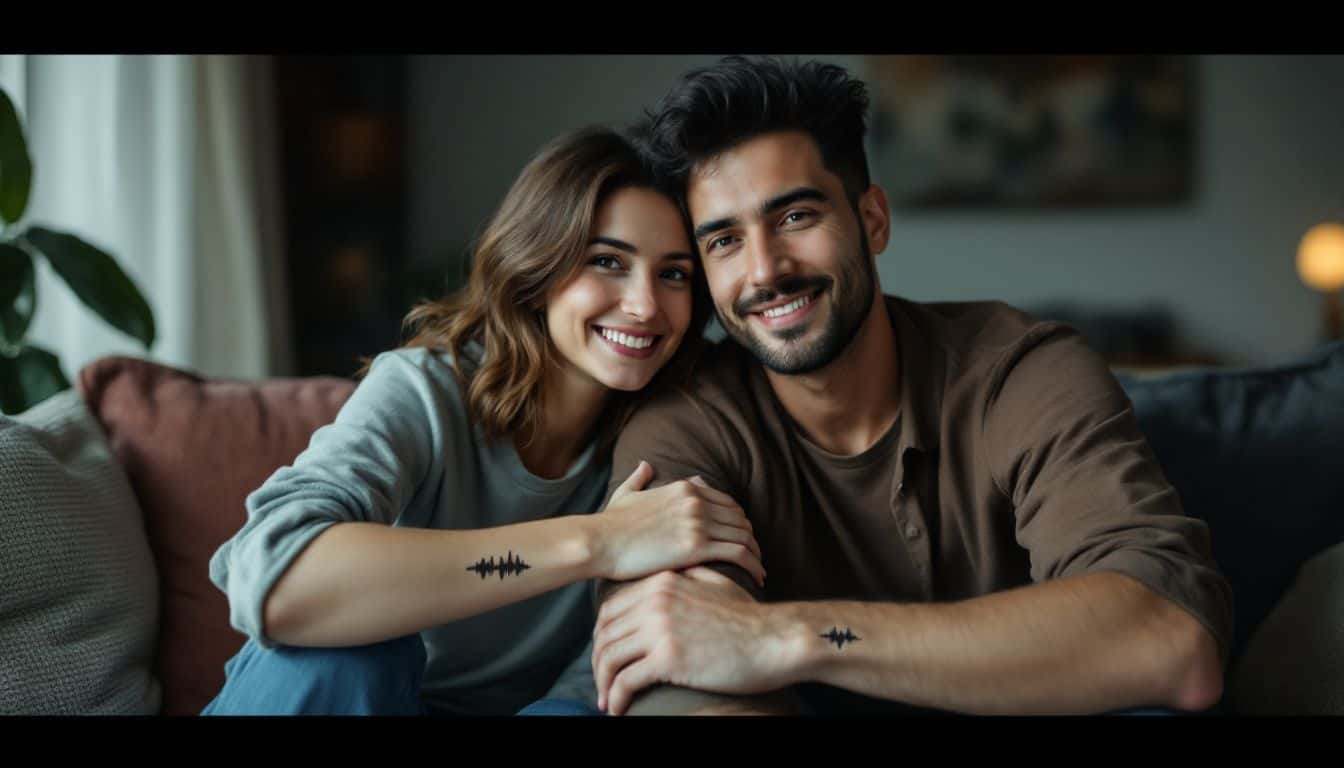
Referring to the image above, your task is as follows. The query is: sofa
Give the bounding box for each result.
[2,340,1342,716]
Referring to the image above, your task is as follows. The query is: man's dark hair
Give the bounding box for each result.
[643,56,872,205]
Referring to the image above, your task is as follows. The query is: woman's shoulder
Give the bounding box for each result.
[358,345,474,412]
[365,344,452,375]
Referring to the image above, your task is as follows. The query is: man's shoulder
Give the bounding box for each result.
[625,339,761,429]
[893,296,1078,375]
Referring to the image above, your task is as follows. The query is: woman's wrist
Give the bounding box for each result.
[577,513,612,580]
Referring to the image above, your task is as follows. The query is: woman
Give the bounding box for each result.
[202,127,763,716]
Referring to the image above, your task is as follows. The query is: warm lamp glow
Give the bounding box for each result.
[1297,223,1344,292]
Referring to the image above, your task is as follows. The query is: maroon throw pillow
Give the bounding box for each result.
[77,357,355,716]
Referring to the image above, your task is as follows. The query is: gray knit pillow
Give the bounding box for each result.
[0,389,161,714]
[1231,540,1344,714]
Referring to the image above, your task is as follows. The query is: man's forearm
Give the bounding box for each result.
[625,684,798,716]
[763,572,1224,715]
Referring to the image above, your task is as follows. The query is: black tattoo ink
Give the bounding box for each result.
[466,551,532,580]
[820,626,860,649]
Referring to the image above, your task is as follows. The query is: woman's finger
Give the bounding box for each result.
[609,460,653,502]
[708,522,762,562]
[700,542,766,588]
[707,503,757,536]
[686,475,746,512]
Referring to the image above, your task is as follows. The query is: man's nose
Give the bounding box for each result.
[745,233,792,288]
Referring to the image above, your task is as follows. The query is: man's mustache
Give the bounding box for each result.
[734,276,832,318]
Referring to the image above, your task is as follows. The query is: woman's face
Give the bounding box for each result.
[546,186,696,393]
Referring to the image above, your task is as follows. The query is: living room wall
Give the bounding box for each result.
[407,55,1344,367]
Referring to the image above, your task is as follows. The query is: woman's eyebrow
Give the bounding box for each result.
[588,236,637,253]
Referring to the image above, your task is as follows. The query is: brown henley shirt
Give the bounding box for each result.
[604,295,1233,710]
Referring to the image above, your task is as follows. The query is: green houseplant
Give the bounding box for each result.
[0,85,155,414]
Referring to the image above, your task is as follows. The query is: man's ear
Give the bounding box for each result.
[857,184,891,259]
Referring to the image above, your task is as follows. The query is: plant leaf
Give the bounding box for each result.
[0,87,33,226]
[0,344,69,415]
[24,226,155,349]
[0,241,36,349]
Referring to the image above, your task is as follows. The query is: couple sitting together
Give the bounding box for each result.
[203,56,1232,717]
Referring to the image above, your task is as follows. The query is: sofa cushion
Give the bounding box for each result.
[0,388,161,714]
[77,356,354,715]
[1117,340,1344,663]
[1230,539,1344,713]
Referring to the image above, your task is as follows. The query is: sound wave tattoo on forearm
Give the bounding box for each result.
[466,551,532,580]
[820,626,860,649]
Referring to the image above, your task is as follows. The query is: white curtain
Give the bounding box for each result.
[0,55,291,381]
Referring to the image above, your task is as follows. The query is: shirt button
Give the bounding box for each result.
[905,524,921,540]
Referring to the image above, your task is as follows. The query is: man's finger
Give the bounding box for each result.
[594,632,649,712]
[607,657,662,716]
[596,572,679,634]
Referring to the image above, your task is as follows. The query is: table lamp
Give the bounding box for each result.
[1297,222,1344,342]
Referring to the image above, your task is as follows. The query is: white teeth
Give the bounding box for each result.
[599,328,654,349]
[761,294,812,318]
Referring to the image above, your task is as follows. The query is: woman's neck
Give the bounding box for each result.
[513,363,610,480]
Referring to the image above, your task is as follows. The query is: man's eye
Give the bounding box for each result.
[709,235,736,251]
[784,211,813,225]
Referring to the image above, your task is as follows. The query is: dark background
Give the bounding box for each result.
[273,55,1344,378]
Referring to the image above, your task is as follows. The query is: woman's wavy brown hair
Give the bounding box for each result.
[367,126,711,448]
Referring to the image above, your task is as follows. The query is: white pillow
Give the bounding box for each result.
[1231,540,1344,714]
[0,389,161,714]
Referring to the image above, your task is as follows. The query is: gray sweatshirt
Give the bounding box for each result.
[208,346,609,715]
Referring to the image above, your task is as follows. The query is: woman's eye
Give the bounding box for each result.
[591,255,623,270]
[661,267,690,282]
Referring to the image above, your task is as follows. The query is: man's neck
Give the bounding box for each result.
[515,364,608,480]
[764,293,902,456]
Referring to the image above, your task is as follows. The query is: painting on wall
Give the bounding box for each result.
[862,55,1194,209]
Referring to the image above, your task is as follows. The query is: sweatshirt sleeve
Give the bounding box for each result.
[207,347,467,646]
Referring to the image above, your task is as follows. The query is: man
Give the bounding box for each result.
[587,56,1232,716]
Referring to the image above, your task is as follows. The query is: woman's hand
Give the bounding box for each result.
[591,462,765,587]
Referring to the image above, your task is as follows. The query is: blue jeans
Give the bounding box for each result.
[201,635,604,716]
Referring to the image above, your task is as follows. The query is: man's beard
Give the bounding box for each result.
[718,237,876,375]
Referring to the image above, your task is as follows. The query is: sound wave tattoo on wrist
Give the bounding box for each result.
[466,551,532,580]
[820,626,860,649]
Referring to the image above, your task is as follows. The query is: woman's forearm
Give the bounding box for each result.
[262,516,603,647]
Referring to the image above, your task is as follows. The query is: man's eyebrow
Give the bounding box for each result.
[693,186,830,242]
[588,236,637,253]
[760,186,828,215]
[693,216,737,243]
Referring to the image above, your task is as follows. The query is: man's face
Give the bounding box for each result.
[687,131,882,375]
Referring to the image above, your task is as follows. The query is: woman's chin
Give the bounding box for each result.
[598,371,658,393]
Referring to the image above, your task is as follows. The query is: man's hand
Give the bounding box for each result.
[591,566,798,715]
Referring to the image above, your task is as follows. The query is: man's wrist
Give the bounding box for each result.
[761,602,825,687]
